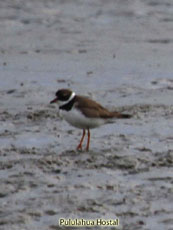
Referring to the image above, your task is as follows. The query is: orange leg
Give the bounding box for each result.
[77,129,85,150]
[86,129,90,151]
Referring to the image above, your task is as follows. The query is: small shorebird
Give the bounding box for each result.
[50,89,131,151]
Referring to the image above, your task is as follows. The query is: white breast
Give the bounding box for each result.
[60,107,106,129]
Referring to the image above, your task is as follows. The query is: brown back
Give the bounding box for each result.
[75,96,116,119]
[75,95,132,119]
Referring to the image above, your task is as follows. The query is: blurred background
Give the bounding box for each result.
[1,0,173,96]
[1,1,173,230]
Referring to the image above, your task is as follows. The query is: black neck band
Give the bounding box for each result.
[59,96,76,111]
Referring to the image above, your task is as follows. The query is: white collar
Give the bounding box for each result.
[58,91,76,107]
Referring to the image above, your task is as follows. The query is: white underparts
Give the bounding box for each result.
[59,107,106,129]
[58,91,110,129]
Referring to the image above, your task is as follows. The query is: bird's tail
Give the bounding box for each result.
[112,111,132,119]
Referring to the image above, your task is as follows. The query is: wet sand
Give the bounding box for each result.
[0,0,173,230]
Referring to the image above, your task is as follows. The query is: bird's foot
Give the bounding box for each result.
[77,144,82,151]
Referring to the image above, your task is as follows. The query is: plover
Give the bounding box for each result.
[50,89,131,151]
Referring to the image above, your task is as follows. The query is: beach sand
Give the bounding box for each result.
[0,0,173,229]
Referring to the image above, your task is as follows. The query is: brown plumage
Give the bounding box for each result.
[75,95,131,119]
[50,89,132,151]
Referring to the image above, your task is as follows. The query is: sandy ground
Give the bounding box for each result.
[0,0,173,230]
